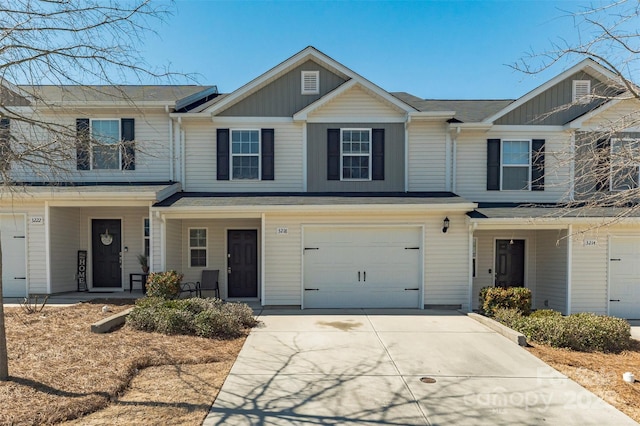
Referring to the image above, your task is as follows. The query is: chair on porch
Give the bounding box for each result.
[181,269,220,299]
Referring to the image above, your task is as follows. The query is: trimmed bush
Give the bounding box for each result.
[491,308,632,353]
[126,296,257,339]
[146,270,183,299]
[480,286,532,316]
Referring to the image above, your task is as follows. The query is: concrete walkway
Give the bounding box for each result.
[204,309,638,426]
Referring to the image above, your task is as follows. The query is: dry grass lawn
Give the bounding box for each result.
[0,301,247,425]
[527,341,640,423]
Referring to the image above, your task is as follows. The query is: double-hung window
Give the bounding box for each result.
[91,119,120,170]
[341,129,371,180]
[610,138,640,191]
[501,140,531,190]
[231,130,260,179]
[189,228,207,267]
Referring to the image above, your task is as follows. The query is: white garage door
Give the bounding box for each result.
[303,227,422,308]
[1,215,27,298]
[610,237,640,319]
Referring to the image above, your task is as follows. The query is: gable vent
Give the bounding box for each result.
[301,71,319,95]
[573,80,591,104]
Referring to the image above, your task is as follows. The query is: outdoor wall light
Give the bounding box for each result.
[442,217,450,233]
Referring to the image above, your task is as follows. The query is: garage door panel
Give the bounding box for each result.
[1,216,27,298]
[610,238,640,319]
[304,227,422,309]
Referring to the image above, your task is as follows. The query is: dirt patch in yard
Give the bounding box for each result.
[0,302,246,425]
[527,341,640,423]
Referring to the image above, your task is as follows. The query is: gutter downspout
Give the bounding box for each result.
[566,225,573,315]
[404,117,410,192]
[452,126,460,193]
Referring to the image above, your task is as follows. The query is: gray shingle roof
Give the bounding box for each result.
[16,85,213,104]
[392,92,513,123]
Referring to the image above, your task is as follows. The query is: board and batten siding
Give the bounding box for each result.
[306,123,404,192]
[10,112,173,183]
[495,71,616,126]
[219,60,347,117]
[455,130,572,203]
[263,212,470,309]
[49,207,81,293]
[183,121,304,192]
[472,230,539,310]
[535,230,568,313]
[407,121,448,192]
[177,219,261,299]
[78,206,148,288]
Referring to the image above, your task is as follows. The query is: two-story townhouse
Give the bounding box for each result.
[2,47,639,318]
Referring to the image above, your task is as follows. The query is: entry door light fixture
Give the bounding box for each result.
[442,217,450,233]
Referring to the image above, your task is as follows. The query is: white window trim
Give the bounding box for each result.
[572,80,591,104]
[500,139,532,191]
[340,128,372,181]
[301,70,320,95]
[472,237,478,278]
[143,217,150,257]
[188,227,208,268]
[230,129,261,181]
[610,137,640,191]
[90,118,121,171]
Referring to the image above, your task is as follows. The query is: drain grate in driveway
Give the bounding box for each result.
[420,377,436,384]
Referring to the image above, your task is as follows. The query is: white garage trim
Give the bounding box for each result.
[301,224,424,309]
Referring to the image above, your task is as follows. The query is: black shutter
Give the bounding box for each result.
[487,139,501,190]
[261,128,274,180]
[327,129,340,180]
[531,139,545,191]
[76,118,90,170]
[121,118,135,170]
[372,129,385,180]
[217,128,230,180]
[596,137,610,191]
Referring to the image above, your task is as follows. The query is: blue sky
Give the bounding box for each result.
[140,1,594,100]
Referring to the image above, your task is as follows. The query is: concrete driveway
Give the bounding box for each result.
[204,309,638,426]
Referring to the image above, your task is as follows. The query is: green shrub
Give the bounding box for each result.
[146,270,183,299]
[490,307,632,353]
[480,286,532,316]
[126,296,256,339]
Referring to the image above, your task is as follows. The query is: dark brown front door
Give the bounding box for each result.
[92,219,122,288]
[227,230,258,297]
[495,239,525,288]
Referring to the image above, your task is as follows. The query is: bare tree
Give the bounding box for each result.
[513,0,640,218]
[0,0,180,380]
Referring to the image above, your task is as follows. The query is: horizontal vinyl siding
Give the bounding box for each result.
[307,123,404,192]
[165,219,182,273]
[184,121,304,192]
[472,231,538,310]
[455,130,572,203]
[49,208,81,293]
[152,214,164,271]
[582,98,640,127]
[263,212,469,308]
[307,85,406,121]
[408,122,448,191]
[78,206,148,289]
[571,227,609,314]
[535,230,568,313]
[10,112,172,183]
[178,219,261,299]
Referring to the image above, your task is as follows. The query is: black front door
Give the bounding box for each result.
[495,239,525,288]
[92,219,122,288]
[227,230,258,297]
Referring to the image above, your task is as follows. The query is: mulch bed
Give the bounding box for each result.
[0,302,246,425]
